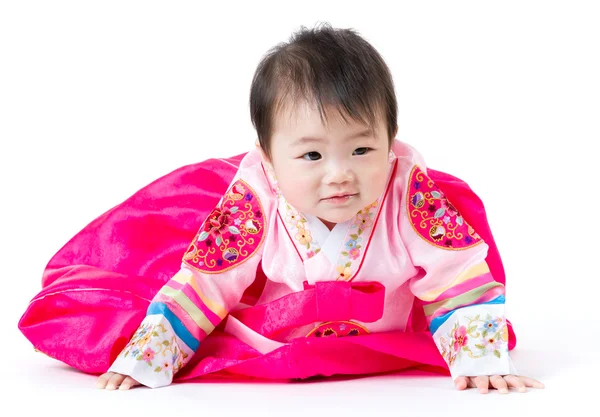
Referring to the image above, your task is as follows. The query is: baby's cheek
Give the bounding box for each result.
[280,183,311,208]
[362,168,388,194]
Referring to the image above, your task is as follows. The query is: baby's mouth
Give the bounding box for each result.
[321,193,358,204]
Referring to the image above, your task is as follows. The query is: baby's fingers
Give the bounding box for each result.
[454,376,470,390]
[119,376,141,390]
[490,375,509,394]
[504,375,527,392]
[519,376,545,389]
[96,372,115,389]
[473,376,489,394]
[105,373,127,390]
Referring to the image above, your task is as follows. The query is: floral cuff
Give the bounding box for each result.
[108,314,191,388]
[431,303,518,380]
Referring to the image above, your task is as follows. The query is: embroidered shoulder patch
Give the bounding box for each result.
[183,179,266,273]
[407,165,482,250]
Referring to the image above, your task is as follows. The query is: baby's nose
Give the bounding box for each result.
[324,165,355,184]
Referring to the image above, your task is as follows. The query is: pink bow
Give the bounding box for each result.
[233,281,385,338]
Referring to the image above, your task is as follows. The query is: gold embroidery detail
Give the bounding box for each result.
[408,166,482,251]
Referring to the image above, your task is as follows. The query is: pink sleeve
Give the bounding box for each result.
[109,170,272,388]
[398,161,517,379]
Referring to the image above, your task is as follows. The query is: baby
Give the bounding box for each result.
[97,23,543,393]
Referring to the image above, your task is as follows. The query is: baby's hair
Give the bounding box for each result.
[250,22,398,159]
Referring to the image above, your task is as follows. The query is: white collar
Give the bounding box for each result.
[303,214,351,264]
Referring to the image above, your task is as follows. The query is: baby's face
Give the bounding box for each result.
[265,101,392,228]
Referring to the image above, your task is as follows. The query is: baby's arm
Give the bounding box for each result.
[399,164,543,393]
[97,177,267,389]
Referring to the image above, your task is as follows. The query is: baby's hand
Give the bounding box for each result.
[455,374,544,394]
[96,371,141,390]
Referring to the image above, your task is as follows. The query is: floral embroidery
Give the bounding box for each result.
[183,179,266,273]
[296,227,313,246]
[408,165,482,250]
[306,320,370,338]
[335,200,379,281]
[437,313,508,368]
[336,265,352,280]
[282,202,321,259]
[121,322,189,377]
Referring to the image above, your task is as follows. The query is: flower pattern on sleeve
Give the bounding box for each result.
[437,313,509,369]
[120,322,189,378]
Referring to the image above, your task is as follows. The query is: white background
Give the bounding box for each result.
[1,1,599,415]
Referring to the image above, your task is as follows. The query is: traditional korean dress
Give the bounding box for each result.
[106,140,517,388]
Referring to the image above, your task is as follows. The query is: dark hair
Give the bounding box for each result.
[250,22,397,159]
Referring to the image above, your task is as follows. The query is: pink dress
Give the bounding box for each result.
[101,140,517,388]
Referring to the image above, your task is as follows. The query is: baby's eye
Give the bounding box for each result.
[353,147,371,155]
[302,151,322,161]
